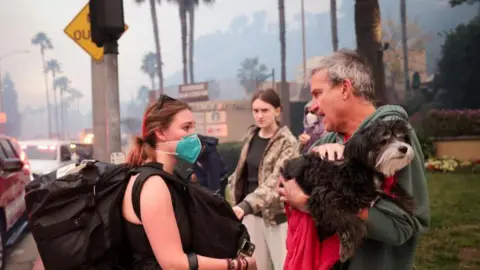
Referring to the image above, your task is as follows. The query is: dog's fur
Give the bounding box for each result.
[282,119,416,262]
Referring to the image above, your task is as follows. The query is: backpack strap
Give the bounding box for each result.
[131,163,188,221]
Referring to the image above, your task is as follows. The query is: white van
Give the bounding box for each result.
[19,140,76,177]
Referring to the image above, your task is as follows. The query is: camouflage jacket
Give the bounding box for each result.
[228,125,298,226]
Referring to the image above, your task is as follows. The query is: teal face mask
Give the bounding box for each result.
[157,134,202,164]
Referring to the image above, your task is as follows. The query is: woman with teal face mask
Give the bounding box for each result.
[155,133,203,164]
[122,95,256,270]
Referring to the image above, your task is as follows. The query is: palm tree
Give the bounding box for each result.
[237,57,270,95]
[63,88,84,137]
[53,76,70,139]
[31,32,53,138]
[278,0,290,127]
[45,59,61,136]
[141,52,157,91]
[330,0,339,51]
[134,0,165,94]
[355,0,387,104]
[65,88,84,114]
[137,85,150,100]
[178,0,188,84]
[185,0,214,84]
[137,85,150,108]
[400,0,409,98]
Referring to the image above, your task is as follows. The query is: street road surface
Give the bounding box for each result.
[6,233,39,270]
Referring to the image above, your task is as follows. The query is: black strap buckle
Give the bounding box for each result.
[87,185,96,208]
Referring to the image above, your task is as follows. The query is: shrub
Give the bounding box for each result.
[421,109,480,137]
[416,131,436,159]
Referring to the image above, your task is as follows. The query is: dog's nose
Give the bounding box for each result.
[398,145,408,154]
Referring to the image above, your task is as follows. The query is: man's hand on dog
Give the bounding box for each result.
[312,143,345,161]
[277,175,310,212]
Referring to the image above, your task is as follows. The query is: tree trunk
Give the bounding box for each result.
[41,51,52,138]
[278,0,290,127]
[330,0,339,51]
[52,73,59,137]
[150,77,155,94]
[64,100,69,139]
[355,0,387,105]
[400,0,410,99]
[179,4,188,85]
[188,8,195,84]
[149,0,164,94]
[60,89,65,139]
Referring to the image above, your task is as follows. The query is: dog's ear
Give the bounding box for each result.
[282,155,310,179]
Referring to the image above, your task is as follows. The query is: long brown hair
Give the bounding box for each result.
[126,96,190,167]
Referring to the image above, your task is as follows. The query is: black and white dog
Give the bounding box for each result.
[281,119,416,262]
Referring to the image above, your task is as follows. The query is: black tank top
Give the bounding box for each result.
[124,175,192,269]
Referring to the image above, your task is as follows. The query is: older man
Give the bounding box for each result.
[279,50,430,270]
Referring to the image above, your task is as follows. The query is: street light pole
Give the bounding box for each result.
[0,50,30,112]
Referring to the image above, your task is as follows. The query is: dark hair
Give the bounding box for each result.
[126,96,190,167]
[251,88,282,109]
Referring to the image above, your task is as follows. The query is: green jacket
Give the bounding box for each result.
[310,105,430,270]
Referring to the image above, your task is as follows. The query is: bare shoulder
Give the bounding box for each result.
[137,174,170,199]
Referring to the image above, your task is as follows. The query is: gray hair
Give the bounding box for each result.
[309,49,375,102]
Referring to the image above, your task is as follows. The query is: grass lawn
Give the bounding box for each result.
[415,173,480,270]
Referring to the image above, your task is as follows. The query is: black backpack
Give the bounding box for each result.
[131,162,251,258]
[25,161,133,270]
[25,161,251,270]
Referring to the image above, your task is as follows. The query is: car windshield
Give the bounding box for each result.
[70,143,93,158]
[23,145,57,160]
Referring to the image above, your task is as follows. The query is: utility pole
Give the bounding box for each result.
[400,0,410,99]
[300,0,307,85]
[330,0,338,52]
[90,0,125,163]
[278,0,290,127]
[104,40,122,160]
[91,59,108,161]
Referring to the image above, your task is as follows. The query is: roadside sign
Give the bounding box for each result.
[178,82,209,102]
[64,3,128,61]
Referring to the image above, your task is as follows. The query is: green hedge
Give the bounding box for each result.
[421,109,480,138]
[416,131,436,159]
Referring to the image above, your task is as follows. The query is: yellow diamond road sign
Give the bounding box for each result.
[64,3,128,61]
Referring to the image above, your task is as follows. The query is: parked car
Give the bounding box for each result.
[0,135,32,269]
[68,141,94,162]
[19,140,75,178]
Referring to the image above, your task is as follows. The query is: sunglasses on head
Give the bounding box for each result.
[156,94,177,110]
